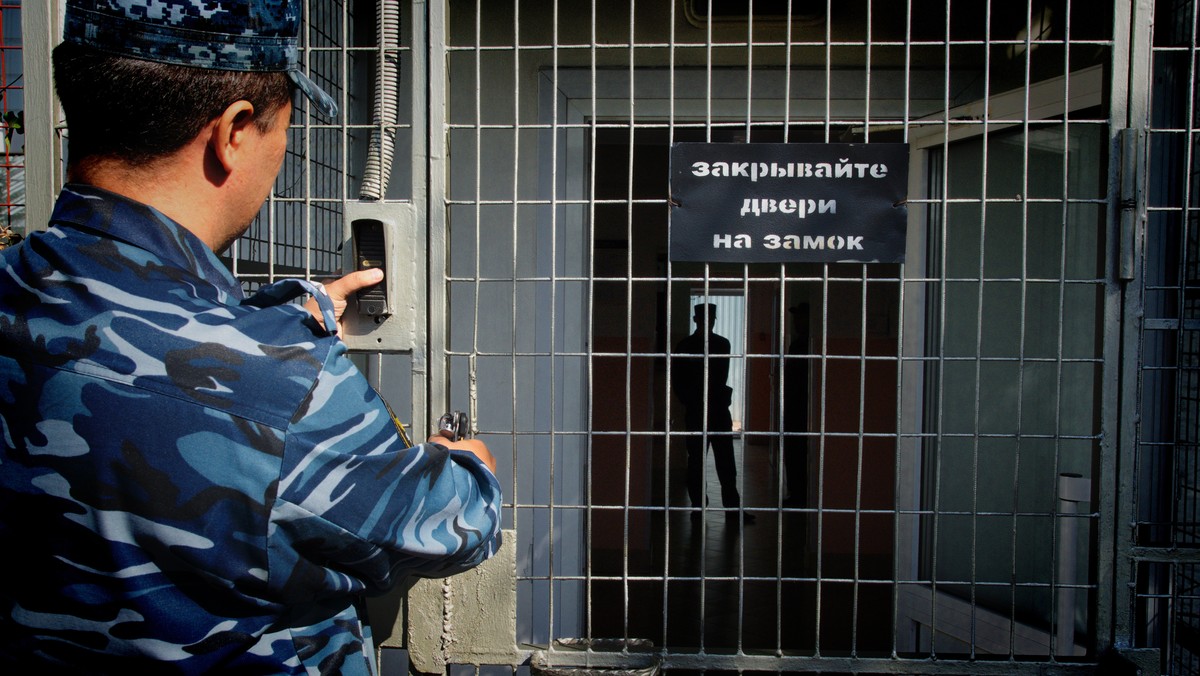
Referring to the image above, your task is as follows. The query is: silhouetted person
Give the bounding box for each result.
[782,304,811,507]
[674,303,750,522]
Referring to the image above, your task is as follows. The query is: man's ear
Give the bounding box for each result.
[209,100,257,174]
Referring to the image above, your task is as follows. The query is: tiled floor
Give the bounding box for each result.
[659,440,816,656]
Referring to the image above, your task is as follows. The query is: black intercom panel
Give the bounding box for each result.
[341,202,414,353]
[352,218,389,317]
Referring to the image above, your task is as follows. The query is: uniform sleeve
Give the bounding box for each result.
[267,339,503,602]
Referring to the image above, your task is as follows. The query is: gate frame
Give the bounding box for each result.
[415,0,1153,671]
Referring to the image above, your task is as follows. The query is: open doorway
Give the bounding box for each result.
[687,292,747,430]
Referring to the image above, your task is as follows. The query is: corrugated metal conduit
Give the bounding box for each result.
[360,0,400,200]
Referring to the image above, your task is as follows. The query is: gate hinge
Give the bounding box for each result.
[1118,128,1147,282]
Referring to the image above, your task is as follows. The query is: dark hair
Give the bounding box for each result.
[52,42,292,167]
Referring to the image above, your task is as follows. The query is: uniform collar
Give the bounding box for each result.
[50,183,245,300]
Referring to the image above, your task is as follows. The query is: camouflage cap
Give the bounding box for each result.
[63,0,338,118]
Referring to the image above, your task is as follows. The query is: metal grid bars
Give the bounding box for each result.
[8,0,1200,672]
[1133,0,1200,673]
[229,0,414,289]
[438,0,1116,672]
[0,2,21,243]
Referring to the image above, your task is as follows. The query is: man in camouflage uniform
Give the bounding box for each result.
[0,1,503,672]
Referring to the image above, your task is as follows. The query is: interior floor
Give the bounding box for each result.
[589,439,895,658]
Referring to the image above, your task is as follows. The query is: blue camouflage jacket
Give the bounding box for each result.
[0,184,503,673]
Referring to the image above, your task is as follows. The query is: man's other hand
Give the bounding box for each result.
[427,435,497,475]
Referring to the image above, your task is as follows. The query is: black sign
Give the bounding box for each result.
[669,143,910,263]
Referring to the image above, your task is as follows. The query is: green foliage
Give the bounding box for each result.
[3,110,22,151]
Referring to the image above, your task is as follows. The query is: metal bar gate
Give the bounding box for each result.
[13,0,1200,673]
[429,0,1129,673]
[1125,0,1200,674]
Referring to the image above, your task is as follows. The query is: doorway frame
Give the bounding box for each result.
[533,61,1110,654]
